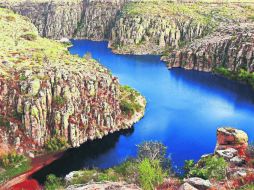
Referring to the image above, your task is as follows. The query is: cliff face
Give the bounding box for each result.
[74,1,123,40]
[2,0,125,40]
[0,8,145,157]
[3,0,84,39]
[109,15,205,55]
[162,24,254,72]
[109,1,254,55]
[2,0,253,55]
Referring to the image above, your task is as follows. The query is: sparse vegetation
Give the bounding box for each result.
[138,158,167,190]
[0,152,30,184]
[184,156,228,180]
[120,85,145,117]
[45,174,64,190]
[45,137,68,152]
[214,67,254,88]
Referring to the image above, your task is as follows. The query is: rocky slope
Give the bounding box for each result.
[162,23,254,72]
[0,8,145,157]
[1,0,126,40]
[3,0,254,55]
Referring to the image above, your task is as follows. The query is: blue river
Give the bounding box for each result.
[33,40,254,182]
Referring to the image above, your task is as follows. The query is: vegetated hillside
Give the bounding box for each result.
[0,8,145,159]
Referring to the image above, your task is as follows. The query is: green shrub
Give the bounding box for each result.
[183,159,195,176]
[98,168,119,182]
[113,159,139,183]
[138,159,167,190]
[184,156,228,180]
[19,74,27,81]
[45,137,68,152]
[119,85,144,117]
[0,152,27,168]
[53,96,66,107]
[68,169,98,185]
[120,100,135,116]
[45,174,64,190]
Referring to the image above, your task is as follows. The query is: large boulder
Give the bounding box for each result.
[179,183,198,190]
[184,177,212,190]
[215,127,248,157]
[66,182,141,190]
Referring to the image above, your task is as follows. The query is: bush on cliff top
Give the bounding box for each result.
[120,85,144,117]
[45,137,68,152]
[184,156,228,180]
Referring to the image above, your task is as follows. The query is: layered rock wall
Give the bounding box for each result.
[162,24,254,72]
[109,15,206,54]
[2,0,126,40]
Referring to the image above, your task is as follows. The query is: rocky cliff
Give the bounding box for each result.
[1,0,126,40]
[3,0,254,55]
[162,23,254,87]
[109,1,254,55]
[0,8,145,157]
[162,23,254,72]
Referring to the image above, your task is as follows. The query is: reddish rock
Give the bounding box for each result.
[215,127,248,158]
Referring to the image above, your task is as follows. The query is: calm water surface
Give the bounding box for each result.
[33,40,254,182]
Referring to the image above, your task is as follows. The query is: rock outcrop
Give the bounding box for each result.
[2,0,253,56]
[215,127,248,162]
[0,8,145,157]
[66,182,141,190]
[1,0,126,40]
[109,15,205,55]
[163,24,254,72]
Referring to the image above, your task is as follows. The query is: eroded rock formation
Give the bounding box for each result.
[3,0,253,56]
[0,8,145,157]
[162,24,254,72]
[1,0,126,40]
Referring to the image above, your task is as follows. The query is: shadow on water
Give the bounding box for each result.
[170,68,254,105]
[32,127,134,184]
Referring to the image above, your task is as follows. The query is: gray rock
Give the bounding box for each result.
[215,148,237,160]
[179,183,198,190]
[184,177,212,190]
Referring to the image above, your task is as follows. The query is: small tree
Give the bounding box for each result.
[138,159,167,190]
[137,141,171,171]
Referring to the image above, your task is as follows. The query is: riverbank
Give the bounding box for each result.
[0,152,63,190]
[33,127,254,190]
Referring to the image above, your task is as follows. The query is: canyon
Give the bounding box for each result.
[0,0,254,189]
[1,0,253,71]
